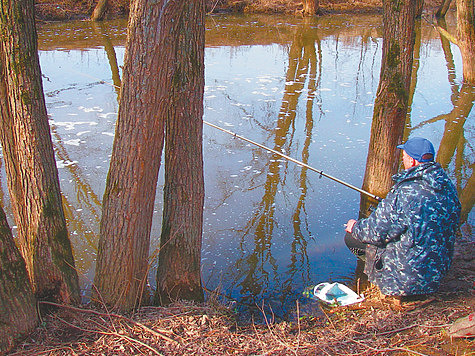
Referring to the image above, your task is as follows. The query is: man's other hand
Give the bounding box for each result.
[345,219,357,233]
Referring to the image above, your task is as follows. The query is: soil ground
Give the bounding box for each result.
[34,0,447,21]
[12,1,472,355]
[8,238,474,355]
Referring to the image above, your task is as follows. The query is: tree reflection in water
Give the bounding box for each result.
[353,20,475,293]
[22,14,474,317]
[231,19,323,318]
[410,84,475,225]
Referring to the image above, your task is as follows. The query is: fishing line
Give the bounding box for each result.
[67,70,382,202]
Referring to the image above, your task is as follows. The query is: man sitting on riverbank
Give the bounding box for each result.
[345,137,461,300]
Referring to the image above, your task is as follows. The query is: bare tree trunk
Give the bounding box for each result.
[0,0,79,304]
[94,0,194,311]
[361,0,417,199]
[302,0,320,16]
[0,206,37,354]
[456,0,475,84]
[416,0,424,17]
[91,0,108,21]
[436,0,453,18]
[155,0,205,305]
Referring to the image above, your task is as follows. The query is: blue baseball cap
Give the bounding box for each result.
[397,137,435,162]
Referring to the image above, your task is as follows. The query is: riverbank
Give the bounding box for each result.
[35,0,445,21]
[9,239,474,355]
[20,1,473,355]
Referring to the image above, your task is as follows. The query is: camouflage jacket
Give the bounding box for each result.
[352,162,461,296]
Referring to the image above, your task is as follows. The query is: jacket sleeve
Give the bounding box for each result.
[351,188,408,247]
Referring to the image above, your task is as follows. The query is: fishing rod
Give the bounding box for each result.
[68,71,382,202]
[203,121,383,202]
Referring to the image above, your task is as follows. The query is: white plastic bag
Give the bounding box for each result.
[312,282,365,306]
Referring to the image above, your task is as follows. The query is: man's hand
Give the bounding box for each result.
[345,219,357,233]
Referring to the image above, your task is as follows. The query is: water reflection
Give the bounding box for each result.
[437,18,459,105]
[10,13,472,318]
[229,19,323,316]
[411,84,475,224]
[91,22,121,98]
[405,19,422,135]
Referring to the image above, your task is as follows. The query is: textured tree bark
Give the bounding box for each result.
[155,0,205,305]
[94,0,198,311]
[303,0,320,16]
[415,0,424,17]
[91,0,108,21]
[435,0,453,18]
[0,206,37,355]
[0,0,79,303]
[456,0,475,84]
[361,0,417,199]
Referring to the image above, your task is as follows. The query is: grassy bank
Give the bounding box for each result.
[34,0,449,21]
[35,0,449,21]
[9,240,474,355]
[22,1,472,355]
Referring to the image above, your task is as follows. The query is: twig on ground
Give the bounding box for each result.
[54,315,163,355]
[39,301,177,344]
[319,304,336,329]
[376,324,418,335]
[258,302,297,355]
[296,299,301,349]
[350,338,430,356]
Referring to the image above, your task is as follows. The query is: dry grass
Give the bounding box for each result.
[34,0,129,21]
[33,0,383,20]
[239,0,383,14]
[9,241,474,356]
[222,0,444,14]
[9,290,473,355]
[212,0,382,14]
[34,0,447,21]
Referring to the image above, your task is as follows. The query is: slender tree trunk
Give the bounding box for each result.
[94,0,193,311]
[155,0,205,305]
[91,0,108,21]
[436,0,453,18]
[0,0,79,303]
[416,0,424,17]
[362,0,417,198]
[302,0,320,16]
[456,0,475,84]
[0,206,37,354]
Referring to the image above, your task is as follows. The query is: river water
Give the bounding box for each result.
[7,13,474,319]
